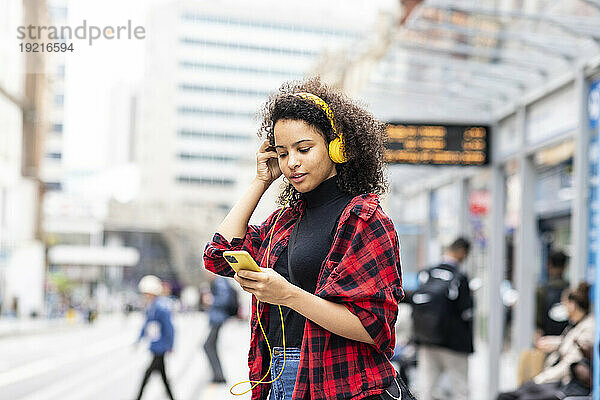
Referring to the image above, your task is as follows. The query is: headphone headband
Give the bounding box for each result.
[293,92,340,138]
[292,92,348,163]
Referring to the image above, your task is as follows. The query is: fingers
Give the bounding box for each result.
[236,270,262,280]
[234,272,258,287]
[258,140,277,156]
[234,270,273,295]
[258,139,270,152]
[257,148,278,159]
[234,276,260,293]
[257,154,278,165]
[258,139,277,154]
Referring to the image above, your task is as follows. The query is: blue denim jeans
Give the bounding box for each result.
[268,347,301,400]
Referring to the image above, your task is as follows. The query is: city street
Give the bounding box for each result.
[0,313,252,400]
[2,1,599,398]
[0,310,519,400]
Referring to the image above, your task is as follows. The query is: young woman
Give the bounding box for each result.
[204,78,408,400]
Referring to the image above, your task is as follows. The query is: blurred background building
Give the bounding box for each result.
[108,0,381,287]
[0,0,45,319]
[41,0,67,191]
[132,3,371,215]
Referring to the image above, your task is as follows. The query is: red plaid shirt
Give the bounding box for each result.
[203,193,404,400]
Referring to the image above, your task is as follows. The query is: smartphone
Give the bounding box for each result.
[223,251,263,273]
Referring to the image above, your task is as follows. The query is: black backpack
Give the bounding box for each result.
[411,265,461,345]
[541,281,569,336]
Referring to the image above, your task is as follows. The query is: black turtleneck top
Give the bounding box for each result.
[266,175,353,348]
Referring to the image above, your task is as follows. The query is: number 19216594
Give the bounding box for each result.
[20,42,74,52]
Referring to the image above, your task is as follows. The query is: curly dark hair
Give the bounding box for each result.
[258,77,388,206]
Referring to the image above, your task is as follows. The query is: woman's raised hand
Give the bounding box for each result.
[256,139,282,185]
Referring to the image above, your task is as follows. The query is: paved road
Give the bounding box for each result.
[0,312,252,400]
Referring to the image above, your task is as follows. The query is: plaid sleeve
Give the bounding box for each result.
[203,208,283,277]
[318,210,403,354]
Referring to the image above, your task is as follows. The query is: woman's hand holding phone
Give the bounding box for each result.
[234,268,296,307]
[256,139,282,186]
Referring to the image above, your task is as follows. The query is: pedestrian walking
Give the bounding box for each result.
[203,275,239,384]
[134,275,176,400]
[411,237,473,400]
[204,77,414,400]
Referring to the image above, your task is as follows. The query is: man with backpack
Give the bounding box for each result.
[411,237,473,400]
[203,275,239,384]
[535,250,569,338]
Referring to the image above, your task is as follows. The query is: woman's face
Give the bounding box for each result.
[273,119,336,193]
[563,289,582,321]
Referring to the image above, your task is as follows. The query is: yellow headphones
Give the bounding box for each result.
[293,92,349,164]
[230,196,291,396]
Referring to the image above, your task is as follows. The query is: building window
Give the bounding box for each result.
[178,129,251,142]
[49,6,68,19]
[52,123,63,133]
[217,203,231,211]
[54,94,64,106]
[57,64,65,77]
[177,152,240,162]
[179,37,316,57]
[46,152,62,160]
[178,61,300,78]
[178,84,270,98]
[179,13,359,38]
[44,182,62,191]
[177,106,254,119]
[176,176,235,186]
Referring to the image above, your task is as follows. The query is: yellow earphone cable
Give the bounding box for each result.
[230,196,291,396]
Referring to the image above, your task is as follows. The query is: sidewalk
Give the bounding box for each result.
[470,340,519,399]
[0,313,125,338]
[0,317,74,338]
[0,313,520,399]
[403,340,519,399]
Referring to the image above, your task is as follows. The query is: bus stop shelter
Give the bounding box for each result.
[316,1,600,398]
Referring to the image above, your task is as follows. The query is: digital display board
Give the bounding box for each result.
[385,123,490,166]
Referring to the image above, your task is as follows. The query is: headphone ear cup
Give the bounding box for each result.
[328,136,348,163]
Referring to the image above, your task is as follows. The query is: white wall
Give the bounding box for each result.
[5,241,45,317]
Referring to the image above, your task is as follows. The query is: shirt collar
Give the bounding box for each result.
[291,193,379,221]
[301,175,344,209]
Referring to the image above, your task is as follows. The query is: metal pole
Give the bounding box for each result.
[512,106,537,354]
[459,178,470,236]
[487,163,505,400]
[594,211,600,400]
[425,189,436,265]
[570,66,590,286]
[589,79,600,400]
